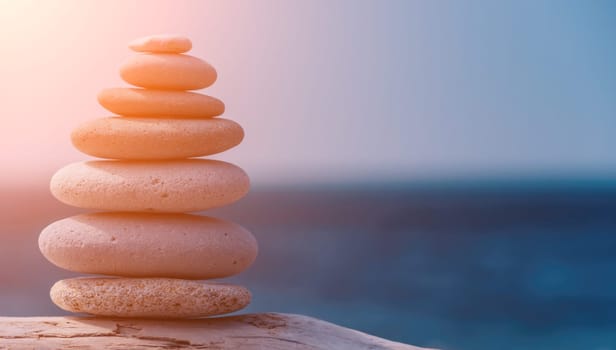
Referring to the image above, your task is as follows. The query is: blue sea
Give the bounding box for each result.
[1,182,615,350]
[215,182,616,350]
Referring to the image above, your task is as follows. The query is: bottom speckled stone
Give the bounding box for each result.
[50,277,251,318]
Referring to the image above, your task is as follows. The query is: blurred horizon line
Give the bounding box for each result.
[5,174,616,192]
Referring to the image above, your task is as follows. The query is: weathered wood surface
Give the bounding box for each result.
[0,313,433,349]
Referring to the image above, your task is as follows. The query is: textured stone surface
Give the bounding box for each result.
[0,313,432,349]
[50,278,251,318]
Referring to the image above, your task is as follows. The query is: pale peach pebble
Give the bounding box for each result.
[71,117,243,160]
[50,159,249,212]
[121,53,217,90]
[129,34,192,54]
[98,88,224,118]
[39,213,258,279]
[51,277,251,318]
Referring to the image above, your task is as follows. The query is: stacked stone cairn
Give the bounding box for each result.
[38,34,257,318]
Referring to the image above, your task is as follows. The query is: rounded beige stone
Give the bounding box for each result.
[98,88,224,118]
[129,34,192,54]
[50,278,251,318]
[50,159,249,212]
[71,117,244,160]
[121,54,217,90]
[39,213,258,279]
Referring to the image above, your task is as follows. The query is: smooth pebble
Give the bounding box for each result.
[121,54,217,90]
[98,88,224,118]
[50,159,249,212]
[39,213,258,279]
[71,117,243,160]
[129,34,192,54]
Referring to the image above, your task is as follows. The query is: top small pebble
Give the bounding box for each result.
[129,34,192,54]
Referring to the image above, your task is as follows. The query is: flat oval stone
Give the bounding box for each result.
[98,88,224,118]
[39,213,258,279]
[51,278,251,318]
[129,34,192,54]
[120,54,217,90]
[50,159,249,212]
[71,117,243,160]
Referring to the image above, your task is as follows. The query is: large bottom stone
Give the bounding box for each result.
[39,213,257,279]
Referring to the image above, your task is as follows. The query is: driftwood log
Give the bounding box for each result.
[0,313,432,349]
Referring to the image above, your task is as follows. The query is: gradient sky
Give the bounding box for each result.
[0,0,614,185]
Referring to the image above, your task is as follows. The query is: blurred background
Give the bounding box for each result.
[0,1,615,349]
